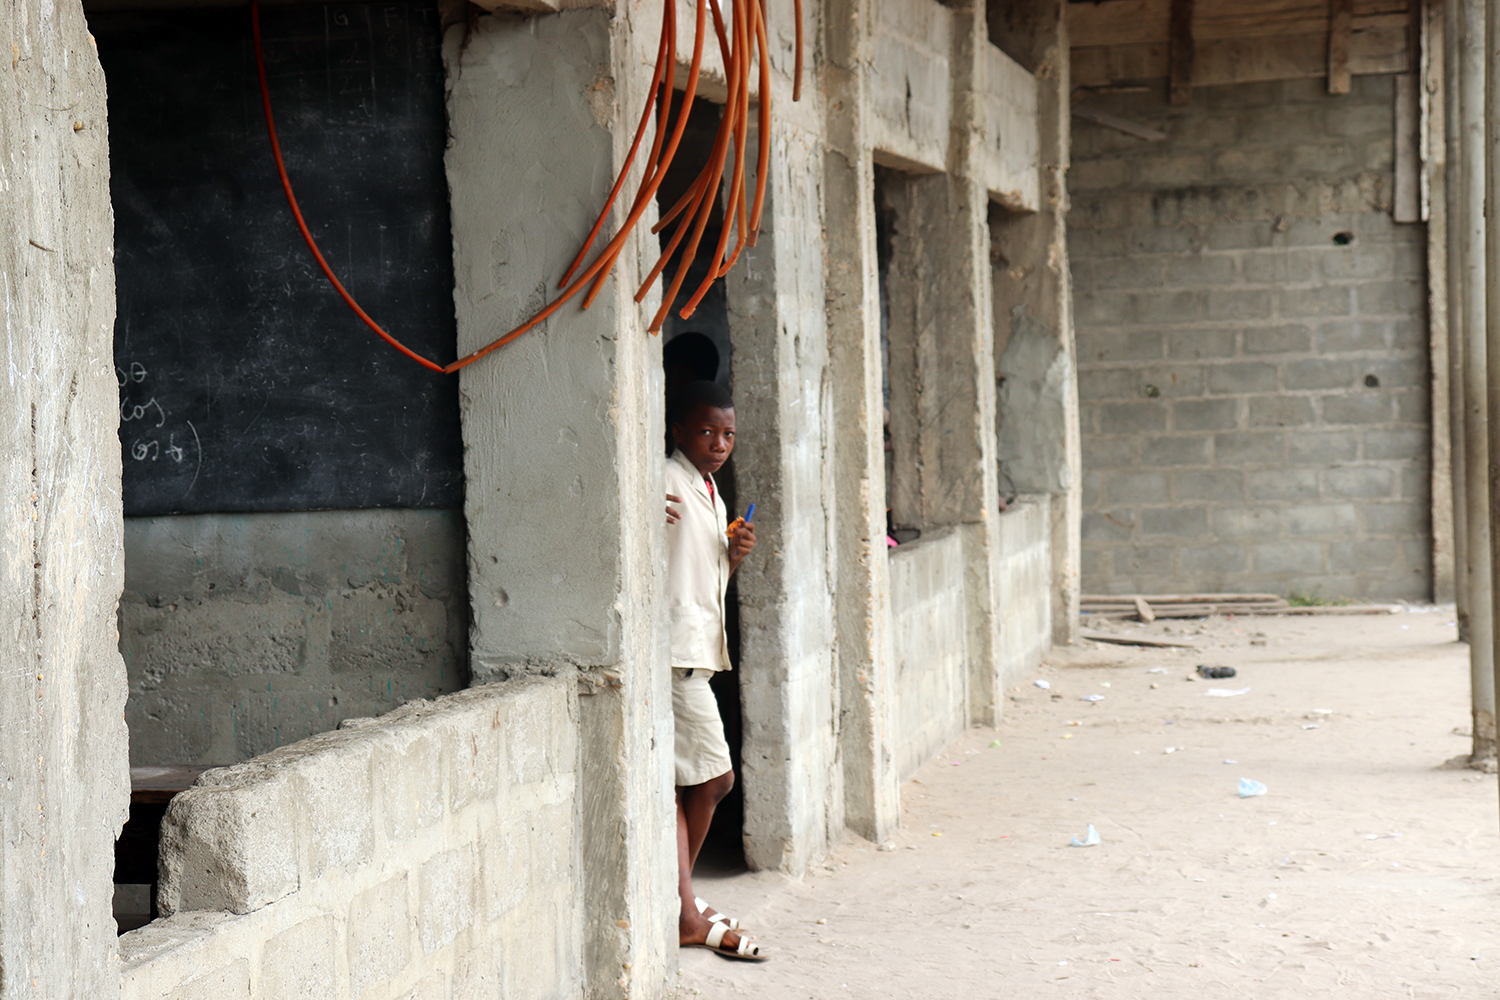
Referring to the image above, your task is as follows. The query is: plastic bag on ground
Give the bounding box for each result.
[1069,824,1101,847]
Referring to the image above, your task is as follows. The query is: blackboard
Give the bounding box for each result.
[96,3,464,516]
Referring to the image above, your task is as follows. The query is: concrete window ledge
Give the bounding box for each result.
[119,675,582,1000]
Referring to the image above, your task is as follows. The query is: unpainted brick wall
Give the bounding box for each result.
[119,677,580,1000]
[1069,76,1431,601]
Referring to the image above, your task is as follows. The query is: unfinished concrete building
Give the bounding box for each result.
[11,0,1480,988]
[5,0,1075,996]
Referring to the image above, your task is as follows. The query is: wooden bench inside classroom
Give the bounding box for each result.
[115,766,212,929]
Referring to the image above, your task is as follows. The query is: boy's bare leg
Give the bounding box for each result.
[682,769,733,868]
[676,771,740,947]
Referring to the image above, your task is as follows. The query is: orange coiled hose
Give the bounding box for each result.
[250,0,803,373]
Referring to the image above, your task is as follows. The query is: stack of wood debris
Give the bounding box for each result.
[1080,593,1401,622]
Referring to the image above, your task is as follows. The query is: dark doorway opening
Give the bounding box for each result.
[655,94,746,871]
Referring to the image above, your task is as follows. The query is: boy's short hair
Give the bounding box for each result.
[664,332,720,384]
[670,380,734,425]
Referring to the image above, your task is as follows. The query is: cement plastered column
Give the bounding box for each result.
[1455,0,1496,761]
[1445,0,1469,628]
[988,0,1080,646]
[823,0,902,844]
[1,2,129,996]
[445,12,674,996]
[1482,0,1500,790]
[724,110,842,873]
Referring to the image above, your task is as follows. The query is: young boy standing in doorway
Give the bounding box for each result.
[663,380,765,961]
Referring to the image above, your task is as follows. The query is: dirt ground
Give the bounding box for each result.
[675,607,1500,999]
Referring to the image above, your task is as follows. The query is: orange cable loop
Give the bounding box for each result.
[642,85,735,315]
[792,0,803,102]
[647,36,739,333]
[557,26,671,288]
[448,0,710,369]
[250,0,446,373]
[255,0,796,373]
[580,10,680,309]
[746,0,772,240]
[684,0,750,315]
[700,0,757,293]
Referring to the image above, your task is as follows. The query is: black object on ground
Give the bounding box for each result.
[1197,665,1237,679]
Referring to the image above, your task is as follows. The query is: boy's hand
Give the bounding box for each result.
[666,494,684,525]
[728,519,756,571]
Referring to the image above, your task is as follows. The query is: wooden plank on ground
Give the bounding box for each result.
[1081,592,1284,604]
[1170,0,1196,103]
[1083,631,1197,649]
[1272,604,1404,615]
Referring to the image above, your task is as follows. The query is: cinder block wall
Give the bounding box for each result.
[995,496,1052,687]
[1069,76,1431,600]
[121,510,468,767]
[890,529,969,781]
[118,677,579,1000]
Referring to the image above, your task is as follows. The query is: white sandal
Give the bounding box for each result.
[688,919,768,961]
[694,896,740,931]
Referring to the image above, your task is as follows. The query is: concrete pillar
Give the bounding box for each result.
[444,12,673,996]
[1443,0,1467,623]
[878,4,1004,724]
[1458,0,1496,763]
[1427,0,1456,610]
[823,0,902,845]
[1484,0,1500,790]
[0,2,130,995]
[724,109,842,873]
[987,0,1081,646]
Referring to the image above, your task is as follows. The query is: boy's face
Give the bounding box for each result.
[673,404,735,476]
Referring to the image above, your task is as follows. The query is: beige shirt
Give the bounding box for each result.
[664,449,732,672]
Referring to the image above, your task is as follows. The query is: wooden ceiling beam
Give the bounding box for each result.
[1169,0,1196,103]
[1327,0,1354,92]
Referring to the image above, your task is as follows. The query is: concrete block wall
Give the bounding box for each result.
[995,496,1052,690]
[889,529,970,781]
[121,509,468,766]
[888,502,1052,777]
[120,676,579,1000]
[1070,76,1431,600]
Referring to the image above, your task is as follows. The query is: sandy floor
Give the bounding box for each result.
[675,607,1500,999]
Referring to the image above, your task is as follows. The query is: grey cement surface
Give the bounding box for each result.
[825,0,904,849]
[724,119,845,873]
[445,11,676,996]
[1070,75,1431,601]
[1,3,130,997]
[120,509,468,766]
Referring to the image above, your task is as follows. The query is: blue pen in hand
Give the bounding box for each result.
[728,503,755,539]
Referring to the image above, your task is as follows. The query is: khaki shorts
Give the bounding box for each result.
[671,668,733,787]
